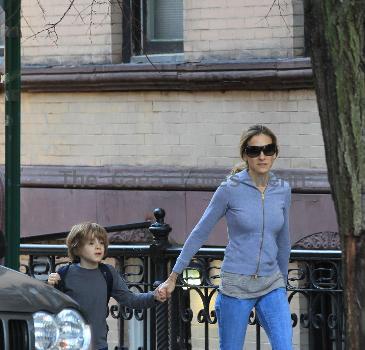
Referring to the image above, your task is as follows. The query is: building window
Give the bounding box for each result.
[122,0,183,62]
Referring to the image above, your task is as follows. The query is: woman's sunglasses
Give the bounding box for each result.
[244,143,277,158]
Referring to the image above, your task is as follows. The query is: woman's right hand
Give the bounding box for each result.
[47,272,61,286]
[157,272,178,299]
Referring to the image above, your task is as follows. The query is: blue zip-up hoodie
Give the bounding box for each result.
[173,169,292,279]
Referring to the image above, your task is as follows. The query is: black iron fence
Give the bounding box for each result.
[19,209,344,350]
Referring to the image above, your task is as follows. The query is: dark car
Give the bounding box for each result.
[0,233,91,350]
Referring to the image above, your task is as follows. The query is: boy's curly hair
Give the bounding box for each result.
[66,222,109,263]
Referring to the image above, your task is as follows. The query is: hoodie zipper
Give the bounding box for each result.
[253,189,266,278]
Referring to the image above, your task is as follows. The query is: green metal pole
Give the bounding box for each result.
[4,0,21,269]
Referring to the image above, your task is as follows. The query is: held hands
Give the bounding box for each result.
[155,272,178,302]
[47,273,61,286]
[153,288,167,302]
[153,273,178,302]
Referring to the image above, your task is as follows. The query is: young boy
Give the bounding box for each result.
[48,222,166,350]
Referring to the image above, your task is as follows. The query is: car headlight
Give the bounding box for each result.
[33,312,59,350]
[33,309,91,350]
[55,309,91,350]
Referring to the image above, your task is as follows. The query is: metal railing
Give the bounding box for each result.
[19,209,344,350]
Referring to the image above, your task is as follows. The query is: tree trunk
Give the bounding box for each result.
[304,0,365,348]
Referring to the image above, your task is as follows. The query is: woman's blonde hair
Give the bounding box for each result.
[231,124,278,175]
[66,222,109,263]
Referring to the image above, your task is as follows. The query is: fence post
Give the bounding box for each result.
[149,208,171,350]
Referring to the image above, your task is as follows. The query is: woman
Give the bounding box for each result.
[158,124,293,349]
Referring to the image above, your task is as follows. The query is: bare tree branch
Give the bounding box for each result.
[259,0,290,32]
[36,0,47,22]
[21,0,161,72]
[274,0,289,30]
[114,0,124,13]
[21,10,38,40]
[84,1,111,43]
[70,0,87,25]
[23,0,75,44]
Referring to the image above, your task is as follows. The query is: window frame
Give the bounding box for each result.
[122,0,183,63]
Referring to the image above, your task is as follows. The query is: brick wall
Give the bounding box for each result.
[0,90,325,169]
[184,0,305,60]
[21,0,122,65]
[19,0,304,65]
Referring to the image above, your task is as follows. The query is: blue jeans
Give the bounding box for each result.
[215,288,293,350]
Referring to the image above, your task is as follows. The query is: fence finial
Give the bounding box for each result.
[149,208,171,248]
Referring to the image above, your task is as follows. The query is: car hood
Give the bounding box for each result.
[0,265,79,314]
